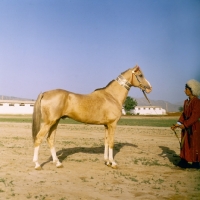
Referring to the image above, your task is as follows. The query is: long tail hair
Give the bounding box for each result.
[32,93,43,142]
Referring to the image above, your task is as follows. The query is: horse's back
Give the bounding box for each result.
[40,88,122,124]
[65,90,122,124]
[42,89,70,98]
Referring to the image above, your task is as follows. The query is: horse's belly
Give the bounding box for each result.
[67,109,119,125]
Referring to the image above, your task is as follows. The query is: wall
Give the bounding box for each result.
[0,100,34,114]
[132,106,166,115]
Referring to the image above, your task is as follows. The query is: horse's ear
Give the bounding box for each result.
[132,65,140,73]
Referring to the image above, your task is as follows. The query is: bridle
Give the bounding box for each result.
[132,69,149,91]
[116,68,147,91]
[132,69,151,105]
[116,74,132,91]
[116,67,151,104]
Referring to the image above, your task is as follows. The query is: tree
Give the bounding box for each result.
[124,96,137,112]
[178,106,183,112]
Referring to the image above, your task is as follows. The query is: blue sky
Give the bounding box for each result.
[0,0,199,104]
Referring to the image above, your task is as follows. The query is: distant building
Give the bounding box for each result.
[131,106,166,115]
[0,100,34,114]
[122,106,126,115]
[0,100,166,116]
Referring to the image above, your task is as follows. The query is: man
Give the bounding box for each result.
[171,79,200,169]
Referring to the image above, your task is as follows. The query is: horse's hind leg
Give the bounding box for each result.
[47,120,63,168]
[33,124,52,169]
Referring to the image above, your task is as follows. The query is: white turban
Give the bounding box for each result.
[186,79,200,96]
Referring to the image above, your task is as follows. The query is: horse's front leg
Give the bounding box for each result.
[104,126,109,165]
[108,146,117,168]
[47,122,63,168]
[105,124,117,169]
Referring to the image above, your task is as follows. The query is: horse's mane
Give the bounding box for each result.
[94,80,115,91]
[121,69,129,75]
[94,68,132,92]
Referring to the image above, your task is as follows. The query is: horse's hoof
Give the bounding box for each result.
[105,162,112,167]
[56,163,63,168]
[35,166,42,170]
[111,165,118,169]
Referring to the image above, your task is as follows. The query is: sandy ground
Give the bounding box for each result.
[0,122,199,200]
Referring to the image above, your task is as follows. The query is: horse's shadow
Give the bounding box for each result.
[41,142,138,167]
[158,146,180,166]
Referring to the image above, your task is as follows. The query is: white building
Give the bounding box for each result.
[0,100,166,116]
[122,106,126,115]
[131,106,166,115]
[0,100,35,115]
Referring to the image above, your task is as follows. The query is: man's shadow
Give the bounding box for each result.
[41,142,138,167]
[158,146,180,166]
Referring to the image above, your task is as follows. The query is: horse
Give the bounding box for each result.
[32,65,152,169]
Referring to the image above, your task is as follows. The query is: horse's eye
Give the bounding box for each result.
[139,74,143,78]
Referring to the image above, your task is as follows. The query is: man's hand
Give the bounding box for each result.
[171,124,179,130]
[171,124,185,130]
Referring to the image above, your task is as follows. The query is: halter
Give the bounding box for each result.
[116,68,151,104]
[115,68,143,91]
[132,69,146,91]
[132,70,152,104]
[116,74,132,91]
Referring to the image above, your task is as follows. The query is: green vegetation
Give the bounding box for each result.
[124,96,137,111]
[118,118,176,127]
[178,106,183,112]
[0,117,32,123]
[0,115,177,127]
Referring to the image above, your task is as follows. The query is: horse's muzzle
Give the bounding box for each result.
[145,87,152,94]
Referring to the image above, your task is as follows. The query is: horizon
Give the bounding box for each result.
[0,93,184,105]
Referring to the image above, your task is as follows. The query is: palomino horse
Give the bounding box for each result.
[32,65,152,169]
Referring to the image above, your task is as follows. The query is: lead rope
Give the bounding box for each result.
[142,90,151,105]
[132,70,152,106]
[142,90,159,115]
[133,70,183,150]
[172,124,186,150]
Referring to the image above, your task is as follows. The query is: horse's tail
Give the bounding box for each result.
[32,93,43,142]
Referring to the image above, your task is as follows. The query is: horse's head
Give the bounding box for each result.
[130,65,152,93]
[116,65,152,93]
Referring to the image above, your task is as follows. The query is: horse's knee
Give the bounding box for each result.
[108,142,114,149]
[34,137,42,147]
[47,137,54,148]
[34,130,47,146]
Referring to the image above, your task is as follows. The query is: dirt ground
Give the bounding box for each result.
[0,122,199,200]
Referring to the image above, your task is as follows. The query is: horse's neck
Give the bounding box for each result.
[105,80,129,106]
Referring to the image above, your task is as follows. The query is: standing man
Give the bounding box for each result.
[171,79,200,169]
